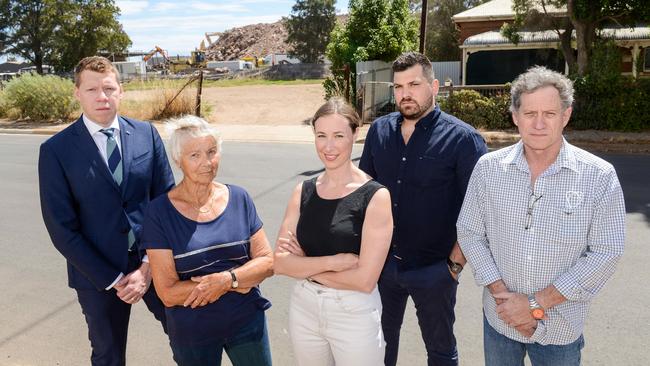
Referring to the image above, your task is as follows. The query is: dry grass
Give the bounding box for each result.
[120,79,197,120]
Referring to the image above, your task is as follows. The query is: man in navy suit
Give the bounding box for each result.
[38,56,175,366]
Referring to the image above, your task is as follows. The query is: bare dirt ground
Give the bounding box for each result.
[0,83,325,129]
[124,83,325,125]
[1,83,649,152]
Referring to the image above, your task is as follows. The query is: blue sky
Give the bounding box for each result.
[115,0,351,56]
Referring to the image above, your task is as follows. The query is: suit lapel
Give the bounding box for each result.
[71,116,121,193]
[118,116,133,192]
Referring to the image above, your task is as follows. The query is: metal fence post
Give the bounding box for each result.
[195,70,204,117]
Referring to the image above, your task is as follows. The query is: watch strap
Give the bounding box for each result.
[447,258,463,274]
[229,270,238,288]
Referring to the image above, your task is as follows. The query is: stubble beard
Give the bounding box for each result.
[398,97,433,120]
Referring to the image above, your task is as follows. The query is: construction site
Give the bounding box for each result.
[111,20,314,81]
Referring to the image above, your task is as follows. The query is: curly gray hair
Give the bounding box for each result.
[510,66,574,113]
[165,115,222,164]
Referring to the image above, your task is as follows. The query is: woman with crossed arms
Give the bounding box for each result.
[274,98,393,366]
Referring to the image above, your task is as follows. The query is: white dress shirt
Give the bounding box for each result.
[83,114,122,167]
[457,139,625,345]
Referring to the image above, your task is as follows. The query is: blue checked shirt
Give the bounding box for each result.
[457,139,625,345]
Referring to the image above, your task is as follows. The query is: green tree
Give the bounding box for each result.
[285,0,337,63]
[0,0,130,73]
[52,0,131,72]
[501,0,650,75]
[0,0,59,74]
[325,0,418,99]
[424,0,487,61]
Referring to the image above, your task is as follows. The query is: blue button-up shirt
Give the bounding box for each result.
[359,106,487,270]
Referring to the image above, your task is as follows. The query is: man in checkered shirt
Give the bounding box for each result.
[457,66,625,366]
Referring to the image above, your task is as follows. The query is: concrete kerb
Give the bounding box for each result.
[1,122,650,152]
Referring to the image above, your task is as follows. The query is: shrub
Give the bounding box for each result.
[3,73,78,121]
[438,89,512,130]
[570,40,649,131]
[572,75,649,131]
[0,89,7,118]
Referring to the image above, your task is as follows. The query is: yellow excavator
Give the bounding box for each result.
[143,46,170,70]
[168,50,207,73]
[143,45,207,73]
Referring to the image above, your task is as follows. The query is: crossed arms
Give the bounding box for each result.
[273,182,393,293]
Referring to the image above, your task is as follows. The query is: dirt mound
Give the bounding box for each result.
[205,15,349,61]
[206,21,290,61]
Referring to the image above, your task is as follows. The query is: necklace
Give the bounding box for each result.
[192,199,212,213]
[184,182,216,213]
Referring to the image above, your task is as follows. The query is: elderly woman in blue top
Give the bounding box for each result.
[141,115,273,366]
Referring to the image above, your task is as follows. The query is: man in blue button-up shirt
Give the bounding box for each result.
[360,52,487,366]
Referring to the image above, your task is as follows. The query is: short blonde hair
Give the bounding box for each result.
[165,115,222,164]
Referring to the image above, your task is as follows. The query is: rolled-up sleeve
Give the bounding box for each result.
[553,169,626,302]
[457,159,502,287]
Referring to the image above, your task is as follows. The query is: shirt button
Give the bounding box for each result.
[393,203,398,207]
[402,157,406,161]
[397,180,401,184]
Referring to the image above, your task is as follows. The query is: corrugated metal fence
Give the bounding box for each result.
[431,61,461,86]
[356,60,394,123]
[355,60,461,123]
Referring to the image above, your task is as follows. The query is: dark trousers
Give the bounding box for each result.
[379,255,459,366]
[171,310,272,366]
[76,252,167,366]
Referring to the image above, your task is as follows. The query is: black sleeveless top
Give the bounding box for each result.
[296,177,384,257]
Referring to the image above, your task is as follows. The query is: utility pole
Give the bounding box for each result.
[419,0,428,53]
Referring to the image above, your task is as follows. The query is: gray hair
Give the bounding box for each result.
[165,115,222,164]
[510,66,574,113]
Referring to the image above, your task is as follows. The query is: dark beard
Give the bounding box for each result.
[398,97,433,120]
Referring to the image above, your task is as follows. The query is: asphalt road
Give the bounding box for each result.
[0,134,648,366]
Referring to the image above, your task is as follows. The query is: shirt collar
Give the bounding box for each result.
[397,105,441,130]
[82,114,120,136]
[554,138,579,172]
[501,137,579,173]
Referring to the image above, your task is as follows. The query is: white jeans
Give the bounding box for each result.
[289,280,385,366]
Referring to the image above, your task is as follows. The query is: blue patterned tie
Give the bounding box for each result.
[100,128,123,185]
[100,128,135,249]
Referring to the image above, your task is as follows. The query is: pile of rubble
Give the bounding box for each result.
[206,21,290,61]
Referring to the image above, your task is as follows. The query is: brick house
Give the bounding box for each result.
[452,0,650,84]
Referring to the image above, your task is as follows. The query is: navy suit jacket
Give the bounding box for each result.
[39,115,175,291]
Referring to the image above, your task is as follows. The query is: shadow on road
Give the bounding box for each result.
[599,153,650,224]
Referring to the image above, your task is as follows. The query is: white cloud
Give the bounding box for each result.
[239,0,293,4]
[151,2,179,12]
[122,13,283,31]
[116,0,347,56]
[189,2,248,12]
[115,0,149,16]
[122,13,285,54]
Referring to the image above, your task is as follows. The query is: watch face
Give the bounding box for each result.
[532,308,545,320]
